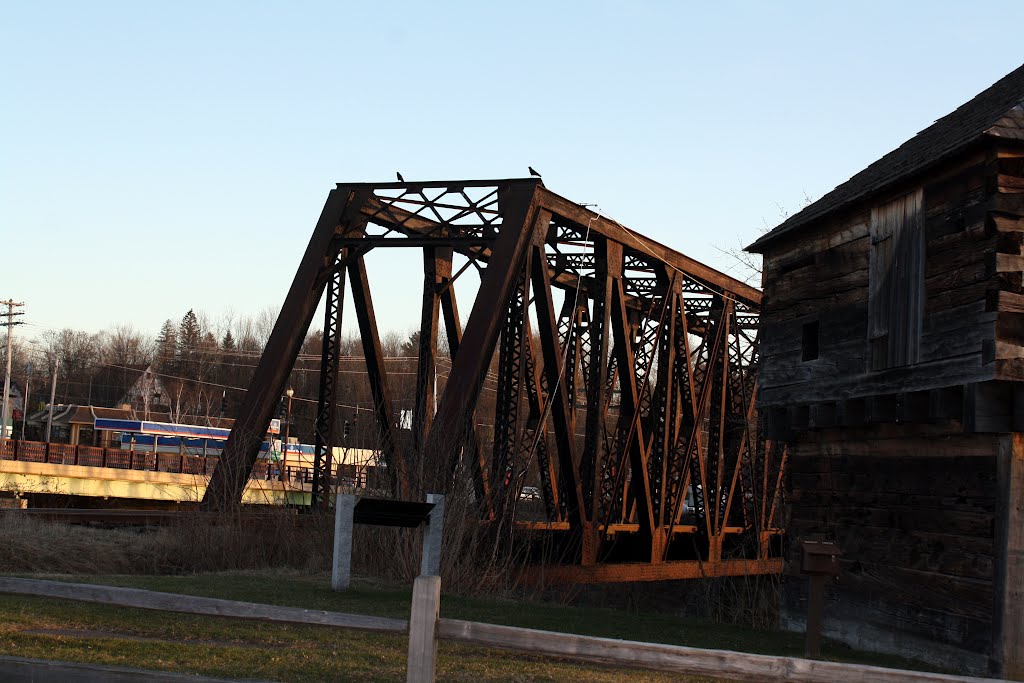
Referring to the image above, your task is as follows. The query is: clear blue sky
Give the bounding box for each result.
[3,1,1022,340]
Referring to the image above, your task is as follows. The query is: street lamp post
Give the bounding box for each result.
[280,388,294,483]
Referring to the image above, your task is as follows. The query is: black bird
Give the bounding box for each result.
[528,166,541,178]
[396,171,405,182]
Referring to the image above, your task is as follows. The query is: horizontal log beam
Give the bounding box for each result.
[994,253,1024,273]
[991,214,1024,233]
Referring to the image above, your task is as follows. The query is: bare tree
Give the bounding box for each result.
[95,324,154,407]
[38,328,100,405]
[715,192,817,286]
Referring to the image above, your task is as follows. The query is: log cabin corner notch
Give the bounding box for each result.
[748,63,1024,678]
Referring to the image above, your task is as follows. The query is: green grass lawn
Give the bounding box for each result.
[0,570,937,682]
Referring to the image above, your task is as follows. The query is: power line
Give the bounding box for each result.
[95,361,376,413]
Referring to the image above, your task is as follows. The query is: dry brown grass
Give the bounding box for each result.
[0,511,334,575]
[348,473,532,597]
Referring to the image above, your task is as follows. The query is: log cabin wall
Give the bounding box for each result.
[759,145,1000,412]
[756,138,1024,677]
[780,428,1000,675]
[990,145,1024,383]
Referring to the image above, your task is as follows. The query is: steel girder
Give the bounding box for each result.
[201,178,785,583]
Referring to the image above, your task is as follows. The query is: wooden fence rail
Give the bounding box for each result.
[437,618,1002,683]
[0,578,406,633]
[0,577,1007,683]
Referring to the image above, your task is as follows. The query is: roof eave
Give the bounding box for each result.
[745,135,1005,255]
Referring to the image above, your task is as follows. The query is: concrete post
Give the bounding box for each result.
[406,574,441,683]
[332,493,357,591]
[420,493,445,577]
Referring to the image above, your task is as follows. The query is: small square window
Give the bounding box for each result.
[802,321,819,361]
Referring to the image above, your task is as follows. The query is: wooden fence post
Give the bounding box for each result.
[407,574,441,683]
[332,493,357,590]
[805,574,826,659]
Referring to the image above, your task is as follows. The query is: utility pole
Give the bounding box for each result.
[0,300,25,440]
[45,357,58,443]
[21,363,31,440]
[281,387,294,483]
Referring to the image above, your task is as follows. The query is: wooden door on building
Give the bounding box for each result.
[868,188,925,370]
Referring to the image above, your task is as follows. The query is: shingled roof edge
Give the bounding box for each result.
[747,63,1024,253]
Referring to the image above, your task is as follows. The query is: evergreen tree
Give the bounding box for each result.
[178,309,201,357]
[222,330,236,351]
[155,319,176,367]
[401,330,420,358]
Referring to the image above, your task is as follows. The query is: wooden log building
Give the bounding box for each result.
[748,64,1024,678]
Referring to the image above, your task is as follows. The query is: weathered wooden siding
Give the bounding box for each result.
[756,142,1024,677]
[779,428,1000,675]
[868,189,925,370]
[759,149,1000,409]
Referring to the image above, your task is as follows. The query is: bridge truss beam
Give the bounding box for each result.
[201,178,785,582]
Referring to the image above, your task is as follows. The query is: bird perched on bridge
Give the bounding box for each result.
[528,166,541,178]
[396,171,405,182]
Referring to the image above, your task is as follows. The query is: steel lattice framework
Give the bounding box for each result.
[202,178,786,583]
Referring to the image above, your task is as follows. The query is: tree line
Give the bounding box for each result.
[5,307,472,449]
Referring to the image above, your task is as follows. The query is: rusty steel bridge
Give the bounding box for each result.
[202,178,786,583]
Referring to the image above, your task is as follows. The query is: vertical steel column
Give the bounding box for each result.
[582,240,612,520]
[530,218,587,530]
[491,251,530,499]
[521,320,560,520]
[608,258,657,551]
[413,248,442,455]
[706,299,733,561]
[556,296,581,411]
[595,341,621,527]
[650,289,677,532]
[661,289,698,544]
[686,335,711,545]
[312,257,346,509]
[732,327,759,531]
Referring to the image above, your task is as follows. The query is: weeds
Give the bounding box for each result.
[0,511,332,575]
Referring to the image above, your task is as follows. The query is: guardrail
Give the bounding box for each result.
[0,577,1007,683]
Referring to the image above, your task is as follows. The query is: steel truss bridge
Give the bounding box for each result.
[202,178,786,583]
